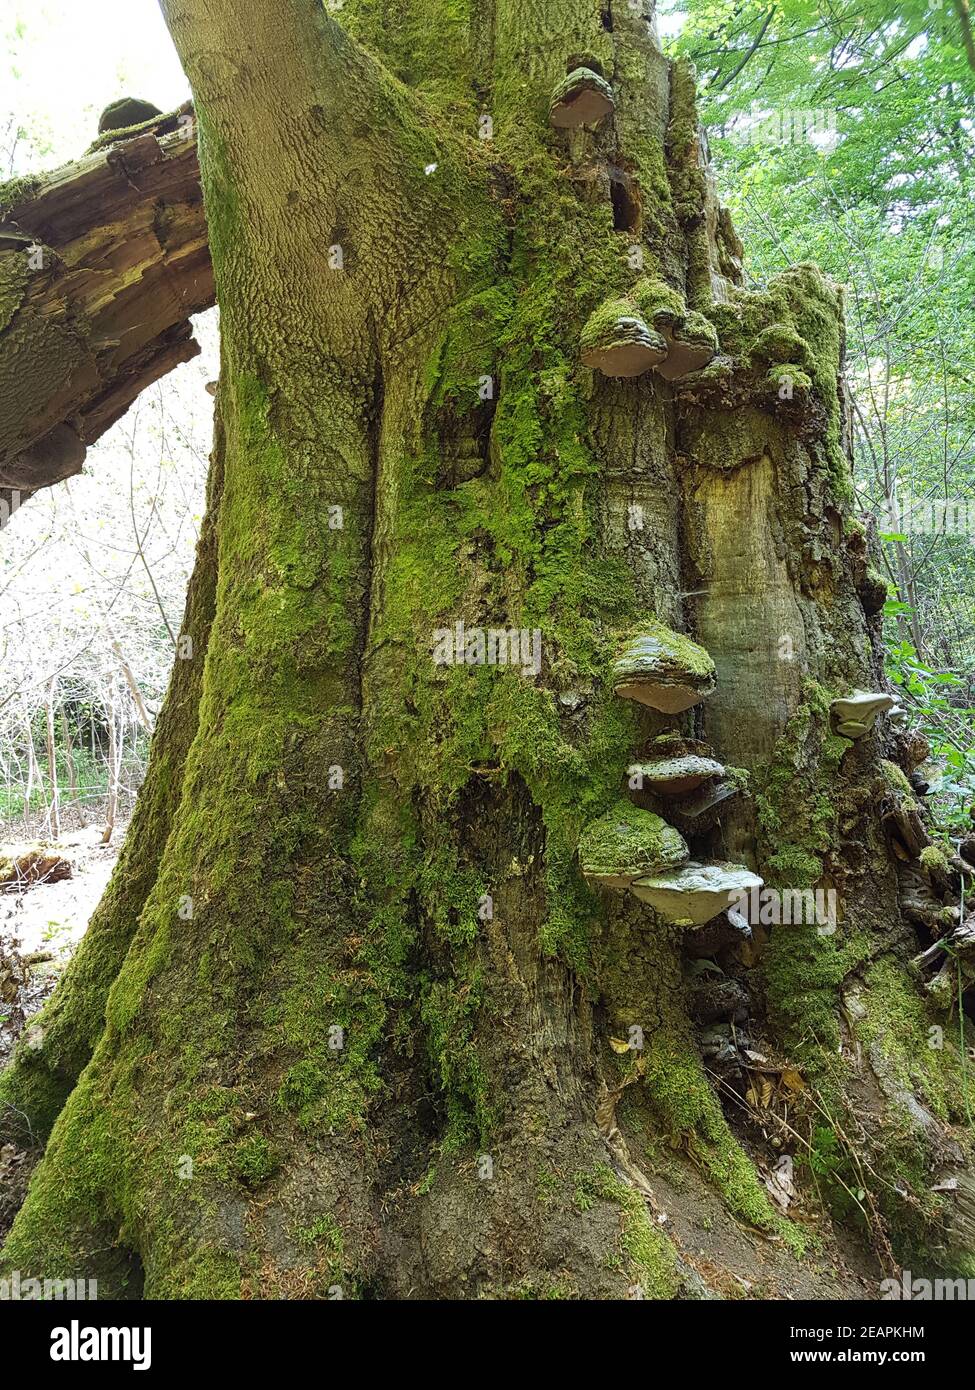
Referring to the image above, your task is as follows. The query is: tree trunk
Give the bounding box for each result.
[44,677,60,840]
[1,0,973,1299]
[60,707,80,822]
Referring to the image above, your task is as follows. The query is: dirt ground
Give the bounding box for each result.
[0,819,124,1071]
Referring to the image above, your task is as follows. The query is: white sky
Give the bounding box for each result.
[3,0,190,169]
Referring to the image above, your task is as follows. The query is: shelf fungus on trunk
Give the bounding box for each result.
[631,861,763,927]
[654,311,720,382]
[578,800,688,890]
[630,736,725,797]
[548,67,616,129]
[612,621,716,714]
[666,778,743,837]
[579,299,668,378]
[829,690,896,739]
[580,280,717,381]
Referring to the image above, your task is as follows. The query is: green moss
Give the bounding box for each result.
[920,846,949,875]
[232,1135,280,1185]
[580,294,656,354]
[601,920,785,1237]
[881,759,913,795]
[711,265,847,491]
[633,276,687,324]
[86,114,166,153]
[614,618,716,683]
[578,800,687,881]
[755,681,843,889]
[665,59,707,227]
[767,363,813,392]
[0,172,42,215]
[682,308,719,351]
[857,956,971,1125]
[751,324,812,367]
[755,682,868,1051]
[573,1164,681,1297]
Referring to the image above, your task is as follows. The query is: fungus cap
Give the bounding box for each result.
[579,801,688,889]
[631,753,725,797]
[581,308,668,379]
[829,690,895,739]
[549,68,616,129]
[631,861,764,926]
[612,622,716,713]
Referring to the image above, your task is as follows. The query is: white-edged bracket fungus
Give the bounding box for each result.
[549,67,616,129]
[580,301,668,378]
[581,282,717,381]
[578,800,688,890]
[655,312,719,382]
[612,621,716,714]
[890,702,910,728]
[631,748,725,797]
[829,690,895,740]
[631,861,764,928]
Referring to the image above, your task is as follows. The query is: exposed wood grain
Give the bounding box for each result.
[0,103,212,508]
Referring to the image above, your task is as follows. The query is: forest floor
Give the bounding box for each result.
[0,816,124,1242]
[0,817,124,1071]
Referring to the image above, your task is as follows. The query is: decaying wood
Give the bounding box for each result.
[0,848,72,890]
[0,104,212,510]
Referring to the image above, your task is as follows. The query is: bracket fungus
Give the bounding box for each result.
[612,621,716,714]
[581,282,716,381]
[630,737,725,797]
[580,300,668,378]
[578,800,688,889]
[631,861,764,927]
[549,67,616,129]
[654,312,719,382]
[667,779,742,837]
[829,690,895,739]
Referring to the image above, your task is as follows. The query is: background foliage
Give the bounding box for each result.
[662,0,975,830]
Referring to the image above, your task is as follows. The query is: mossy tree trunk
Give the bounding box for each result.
[2,0,973,1298]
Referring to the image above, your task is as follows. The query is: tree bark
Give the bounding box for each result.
[1,0,973,1299]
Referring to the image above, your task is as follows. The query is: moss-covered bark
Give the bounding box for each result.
[2,0,973,1297]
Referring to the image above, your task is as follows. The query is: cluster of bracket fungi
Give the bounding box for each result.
[556,67,973,1010]
[577,621,975,1052]
[579,621,761,936]
[581,620,971,996]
